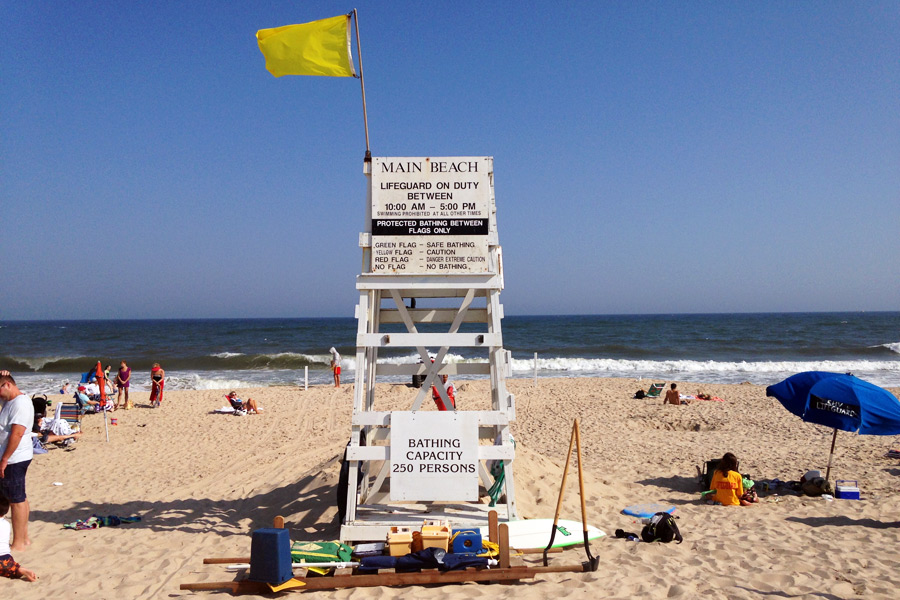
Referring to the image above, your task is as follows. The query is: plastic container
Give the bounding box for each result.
[249,528,293,584]
[387,527,413,556]
[451,528,482,555]
[420,520,450,552]
[835,480,860,500]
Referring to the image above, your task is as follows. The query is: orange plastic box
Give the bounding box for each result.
[387,527,413,557]
[420,520,451,552]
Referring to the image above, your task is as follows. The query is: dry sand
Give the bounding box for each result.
[6,377,900,599]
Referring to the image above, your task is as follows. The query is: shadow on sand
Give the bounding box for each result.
[31,456,344,541]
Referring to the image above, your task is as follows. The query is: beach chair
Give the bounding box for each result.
[645,383,666,398]
[58,402,83,433]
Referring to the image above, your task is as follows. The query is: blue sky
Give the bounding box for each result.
[2,1,898,319]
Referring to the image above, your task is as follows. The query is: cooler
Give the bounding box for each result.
[834,480,860,500]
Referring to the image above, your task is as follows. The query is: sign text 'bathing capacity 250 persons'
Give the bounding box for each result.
[371,157,492,274]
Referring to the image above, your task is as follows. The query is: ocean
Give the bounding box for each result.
[1,312,898,394]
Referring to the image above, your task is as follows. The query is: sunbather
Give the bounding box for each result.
[225,392,261,414]
[664,383,690,405]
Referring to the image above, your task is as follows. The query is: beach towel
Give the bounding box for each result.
[63,515,141,530]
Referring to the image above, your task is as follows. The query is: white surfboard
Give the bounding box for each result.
[479,519,606,550]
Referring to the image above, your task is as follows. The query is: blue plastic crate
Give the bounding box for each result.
[249,528,293,584]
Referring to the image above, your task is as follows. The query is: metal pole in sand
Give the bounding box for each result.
[533,352,538,387]
[304,366,308,391]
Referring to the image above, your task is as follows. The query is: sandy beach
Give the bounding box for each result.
[6,377,900,599]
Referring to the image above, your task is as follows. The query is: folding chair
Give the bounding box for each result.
[645,383,666,398]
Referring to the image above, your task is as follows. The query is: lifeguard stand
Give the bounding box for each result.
[340,156,518,542]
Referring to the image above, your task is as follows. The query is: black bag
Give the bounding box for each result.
[633,389,645,399]
[641,512,683,543]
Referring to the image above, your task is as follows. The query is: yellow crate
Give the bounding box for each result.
[387,527,413,557]
[420,520,450,552]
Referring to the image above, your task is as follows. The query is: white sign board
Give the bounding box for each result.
[389,411,479,501]
[371,156,492,274]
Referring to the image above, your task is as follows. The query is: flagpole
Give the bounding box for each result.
[351,9,371,161]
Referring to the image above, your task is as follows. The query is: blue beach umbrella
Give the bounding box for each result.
[766,372,900,481]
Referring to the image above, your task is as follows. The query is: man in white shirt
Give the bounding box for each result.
[329,347,341,388]
[0,370,33,551]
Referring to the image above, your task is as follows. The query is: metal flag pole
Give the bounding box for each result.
[351,9,371,161]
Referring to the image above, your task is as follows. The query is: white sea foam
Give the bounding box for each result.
[10,355,80,371]
[883,342,900,355]
[12,355,899,394]
[507,356,900,386]
[211,352,245,359]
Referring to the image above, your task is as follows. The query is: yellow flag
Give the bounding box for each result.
[257,15,356,78]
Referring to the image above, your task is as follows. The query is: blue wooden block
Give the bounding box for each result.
[249,528,293,584]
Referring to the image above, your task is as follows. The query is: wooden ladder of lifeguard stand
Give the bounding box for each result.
[340,156,518,543]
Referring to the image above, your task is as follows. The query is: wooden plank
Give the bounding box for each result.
[281,567,536,590]
[357,332,501,348]
[273,515,284,529]
[356,274,501,291]
[488,510,498,544]
[181,565,587,594]
[378,308,488,324]
[203,557,250,564]
[351,410,508,426]
[374,362,492,376]
[499,523,510,569]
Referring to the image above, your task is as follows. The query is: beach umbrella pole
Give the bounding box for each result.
[104,406,109,442]
[824,428,838,482]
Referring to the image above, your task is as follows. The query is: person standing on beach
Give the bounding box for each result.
[115,361,131,410]
[329,347,341,388]
[0,370,34,552]
[149,363,165,408]
[431,373,456,411]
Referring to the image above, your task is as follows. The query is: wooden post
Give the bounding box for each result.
[488,510,499,544]
[498,523,510,569]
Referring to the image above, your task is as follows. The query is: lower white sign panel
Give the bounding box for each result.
[390,411,479,501]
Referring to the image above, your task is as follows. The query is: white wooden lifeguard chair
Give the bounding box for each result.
[340,156,518,542]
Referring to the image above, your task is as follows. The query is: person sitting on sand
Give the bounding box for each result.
[225,392,261,415]
[32,407,83,447]
[664,383,689,405]
[709,452,754,506]
[0,496,37,582]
